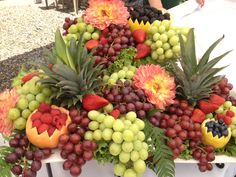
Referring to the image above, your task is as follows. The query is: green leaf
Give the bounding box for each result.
[107,48,136,74]
[66,45,76,72]
[144,121,175,177]
[55,28,69,65]
[52,64,78,82]
[197,35,225,70]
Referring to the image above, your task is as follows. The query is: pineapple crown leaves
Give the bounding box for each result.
[39,29,104,107]
[170,28,232,103]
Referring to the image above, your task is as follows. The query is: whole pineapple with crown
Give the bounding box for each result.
[39,29,104,108]
[170,29,231,105]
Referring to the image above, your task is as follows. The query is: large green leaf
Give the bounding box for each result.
[197,35,225,69]
[55,28,69,65]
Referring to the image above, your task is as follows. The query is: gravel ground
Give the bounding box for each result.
[0,0,75,61]
[0,43,53,91]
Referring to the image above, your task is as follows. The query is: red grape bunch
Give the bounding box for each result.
[149,99,201,158]
[58,108,97,176]
[149,99,216,172]
[213,77,236,106]
[192,145,215,172]
[6,133,52,177]
[102,80,154,119]
[95,24,136,67]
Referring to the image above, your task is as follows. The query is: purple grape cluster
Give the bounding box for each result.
[102,80,154,118]
[95,24,136,67]
[6,133,51,177]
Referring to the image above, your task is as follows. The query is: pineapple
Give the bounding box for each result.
[39,29,104,107]
[170,29,232,105]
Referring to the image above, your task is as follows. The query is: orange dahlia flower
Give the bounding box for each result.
[133,64,176,109]
[83,0,129,30]
[0,88,19,135]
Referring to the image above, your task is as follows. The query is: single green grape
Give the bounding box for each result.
[17,98,29,110]
[112,132,123,144]
[103,103,113,113]
[91,32,100,40]
[88,110,100,121]
[93,129,102,141]
[88,121,99,130]
[123,130,134,142]
[109,143,122,156]
[36,93,46,102]
[131,150,139,162]
[113,119,125,132]
[14,118,26,130]
[123,169,136,177]
[133,140,142,151]
[26,94,35,102]
[21,109,31,119]
[103,116,115,128]
[86,24,95,33]
[139,149,148,160]
[114,163,126,176]
[102,128,113,141]
[28,100,39,111]
[84,131,93,140]
[133,159,146,174]
[126,112,137,122]
[119,151,130,163]
[122,142,133,153]
[8,108,21,120]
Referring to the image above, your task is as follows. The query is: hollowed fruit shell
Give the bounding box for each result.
[26,105,71,148]
[128,18,151,32]
[201,119,231,148]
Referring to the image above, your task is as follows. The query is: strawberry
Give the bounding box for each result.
[41,113,53,124]
[85,39,99,51]
[37,124,49,134]
[56,119,64,130]
[216,113,226,120]
[99,37,108,45]
[110,109,120,119]
[32,119,42,128]
[82,94,109,111]
[38,102,51,113]
[226,110,235,118]
[60,113,68,123]
[47,126,56,136]
[191,108,205,123]
[209,94,225,106]
[198,100,219,114]
[31,111,42,121]
[223,116,232,125]
[134,44,151,60]
[21,72,40,83]
[52,115,60,126]
[132,29,146,43]
[48,64,53,70]
[51,109,61,116]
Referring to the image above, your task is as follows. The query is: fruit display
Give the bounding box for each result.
[128,5,171,23]
[146,19,190,62]
[1,0,236,177]
[26,103,71,148]
[127,5,171,32]
[63,17,101,43]
[7,72,52,131]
